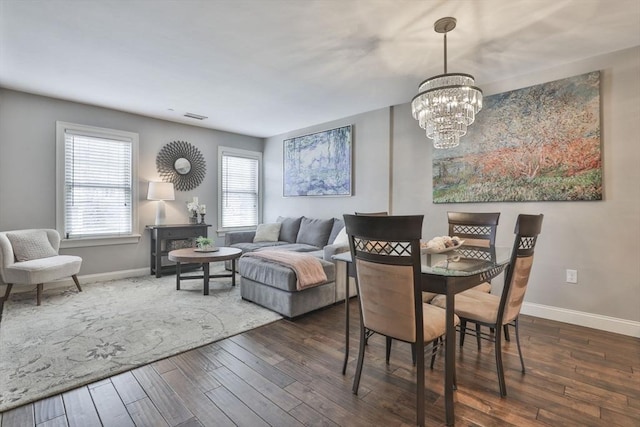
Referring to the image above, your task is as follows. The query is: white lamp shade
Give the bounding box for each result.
[147,182,175,201]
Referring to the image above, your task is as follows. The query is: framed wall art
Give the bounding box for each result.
[432,71,602,203]
[283,125,352,197]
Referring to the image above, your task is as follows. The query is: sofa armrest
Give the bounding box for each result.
[323,243,349,262]
[224,231,256,246]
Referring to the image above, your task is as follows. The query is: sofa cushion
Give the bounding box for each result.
[230,241,291,253]
[296,217,334,248]
[6,230,58,262]
[253,223,281,242]
[277,216,303,243]
[238,255,335,292]
[328,218,345,244]
[258,243,320,253]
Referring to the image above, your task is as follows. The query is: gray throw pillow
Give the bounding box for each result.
[7,230,58,262]
[277,216,303,243]
[253,223,282,242]
[296,217,334,248]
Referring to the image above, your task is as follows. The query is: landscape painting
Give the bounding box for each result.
[284,125,352,197]
[433,71,601,203]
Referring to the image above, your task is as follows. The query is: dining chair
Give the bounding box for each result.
[344,214,457,427]
[431,213,543,397]
[354,211,388,216]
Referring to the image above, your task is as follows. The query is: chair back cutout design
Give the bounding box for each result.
[447,211,500,248]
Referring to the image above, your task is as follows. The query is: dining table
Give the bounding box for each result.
[333,244,512,426]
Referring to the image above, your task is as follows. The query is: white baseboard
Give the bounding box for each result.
[521,302,640,338]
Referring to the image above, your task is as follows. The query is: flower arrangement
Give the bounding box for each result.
[186,197,206,223]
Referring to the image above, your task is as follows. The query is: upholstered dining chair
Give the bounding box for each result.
[344,214,457,427]
[0,229,82,306]
[431,214,543,397]
[354,211,388,216]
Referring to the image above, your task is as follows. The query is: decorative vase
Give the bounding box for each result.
[189,214,198,224]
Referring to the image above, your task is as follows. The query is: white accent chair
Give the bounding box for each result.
[0,229,82,306]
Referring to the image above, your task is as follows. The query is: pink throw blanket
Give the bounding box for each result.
[243,250,328,290]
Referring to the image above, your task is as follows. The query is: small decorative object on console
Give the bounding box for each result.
[195,236,217,252]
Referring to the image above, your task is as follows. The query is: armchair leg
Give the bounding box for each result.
[36,283,43,306]
[72,274,82,292]
[3,283,12,301]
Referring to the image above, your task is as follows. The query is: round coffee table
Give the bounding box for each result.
[168,247,242,295]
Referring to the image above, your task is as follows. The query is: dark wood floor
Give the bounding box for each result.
[1,299,639,427]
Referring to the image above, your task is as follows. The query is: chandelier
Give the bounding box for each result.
[411,17,483,149]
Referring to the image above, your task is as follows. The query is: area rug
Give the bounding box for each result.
[0,269,282,412]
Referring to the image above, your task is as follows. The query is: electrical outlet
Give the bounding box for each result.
[566,269,578,284]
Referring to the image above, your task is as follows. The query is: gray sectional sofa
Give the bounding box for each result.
[224,216,350,318]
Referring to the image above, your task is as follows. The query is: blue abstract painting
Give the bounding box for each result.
[284,125,352,197]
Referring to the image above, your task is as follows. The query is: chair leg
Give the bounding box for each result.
[352,324,367,395]
[416,339,425,427]
[459,319,467,347]
[514,318,526,373]
[475,323,482,350]
[385,337,392,364]
[494,327,507,397]
[504,324,510,341]
[411,343,417,366]
[430,339,438,369]
[3,283,13,301]
[72,274,82,292]
[36,283,43,306]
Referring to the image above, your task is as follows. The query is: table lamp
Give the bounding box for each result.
[147,182,175,225]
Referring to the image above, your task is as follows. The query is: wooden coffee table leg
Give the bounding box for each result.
[176,262,181,290]
[203,262,210,295]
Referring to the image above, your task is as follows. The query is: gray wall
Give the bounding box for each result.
[0,89,262,275]
[265,47,640,328]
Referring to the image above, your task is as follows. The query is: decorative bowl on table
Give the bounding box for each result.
[421,236,464,254]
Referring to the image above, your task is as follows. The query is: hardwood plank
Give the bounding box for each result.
[37,414,68,427]
[62,387,102,427]
[600,406,640,427]
[1,404,34,427]
[229,332,286,365]
[160,367,234,427]
[132,365,194,426]
[205,386,270,427]
[153,357,178,374]
[89,382,135,427]
[87,379,112,389]
[168,349,222,392]
[125,397,169,427]
[203,346,301,411]
[208,365,304,427]
[287,403,340,427]
[111,371,147,405]
[34,395,64,424]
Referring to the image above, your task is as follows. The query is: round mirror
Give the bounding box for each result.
[174,158,191,175]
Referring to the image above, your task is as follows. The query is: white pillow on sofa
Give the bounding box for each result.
[253,223,282,242]
[332,227,348,246]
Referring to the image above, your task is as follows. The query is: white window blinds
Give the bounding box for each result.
[220,150,260,229]
[63,130,133,238]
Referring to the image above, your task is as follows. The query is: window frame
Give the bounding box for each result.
[217,146,262,233]
[56,121,140,248]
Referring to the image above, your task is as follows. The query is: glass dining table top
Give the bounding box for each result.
[333,245,512,277]
[422,245,512,276]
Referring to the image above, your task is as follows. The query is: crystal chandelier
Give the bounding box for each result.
[411,17,483,149]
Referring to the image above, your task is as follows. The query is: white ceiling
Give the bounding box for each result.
[1,0,639,138]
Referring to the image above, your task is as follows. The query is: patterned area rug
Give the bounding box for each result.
[0,269,282,412]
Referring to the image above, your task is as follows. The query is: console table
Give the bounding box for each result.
[146,223,211,277]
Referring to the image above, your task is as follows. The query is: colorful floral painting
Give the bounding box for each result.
[433,71,601,203]
[284,125,352,196]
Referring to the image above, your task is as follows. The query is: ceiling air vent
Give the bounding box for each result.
[184,112,208,120]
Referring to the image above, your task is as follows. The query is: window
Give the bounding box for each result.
[218,146,261,231]
[56,122,140,247]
